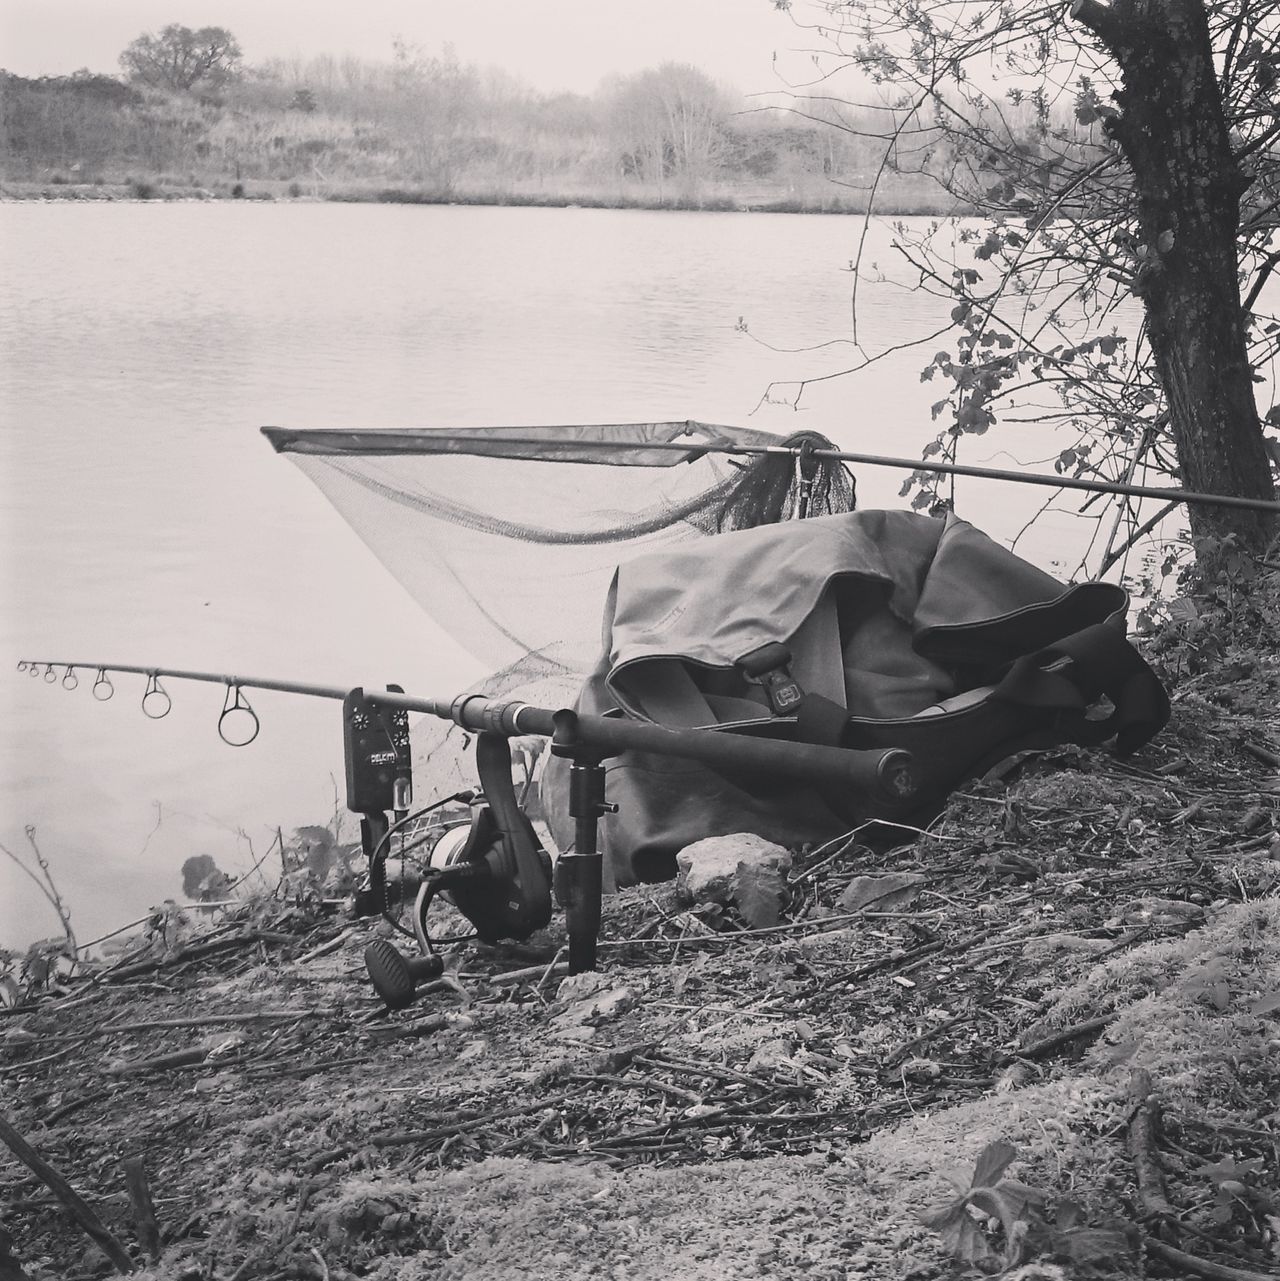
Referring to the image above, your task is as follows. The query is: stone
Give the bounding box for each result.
[551,973,638,1032]
[675,833,793,928]
[838,871,926,913]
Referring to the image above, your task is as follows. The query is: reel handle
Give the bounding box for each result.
[364,938,444,1010]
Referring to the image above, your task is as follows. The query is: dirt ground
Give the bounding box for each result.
[2,622,1278,1281]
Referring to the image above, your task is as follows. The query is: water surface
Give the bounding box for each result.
[0,202,1139,948]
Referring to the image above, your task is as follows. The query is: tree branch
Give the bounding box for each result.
[1069,0,1132,51]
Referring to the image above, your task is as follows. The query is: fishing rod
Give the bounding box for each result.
[264,423,1280,514]
[17,658,918,994]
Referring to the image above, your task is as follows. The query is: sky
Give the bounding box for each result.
[0,0,821,97]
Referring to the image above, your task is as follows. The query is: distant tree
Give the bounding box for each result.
[119,24,242,93]
[290,87,318,113]
[609,64,729,201]
[387,39,478,193]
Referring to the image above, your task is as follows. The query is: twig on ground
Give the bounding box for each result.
[295,928,355,965]
[1240,740,1280,769]
[632,1053,782,1094]
[534,1040,660,1089]
[106,1046,208,1076]
[565,1072,704,1106]
[103,931,267,982]
[1145,1238,1279,1281]
[365,1012,472,1041]
[45,1089,112,1127]
[1127,1068,1175,1220]
[1008,1014,1116,1063]
[305,1094,574,1171]
[489,961,570,987]
[120,1155,161,1263]
[0,1034,97,1076]
[245,1054,373,1080]
[0,1110,135,1275]
[102,1010,323,1034]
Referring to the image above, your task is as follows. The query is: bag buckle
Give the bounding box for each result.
[738,642,804,716]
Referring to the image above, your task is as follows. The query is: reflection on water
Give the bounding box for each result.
[0,202,1133,948]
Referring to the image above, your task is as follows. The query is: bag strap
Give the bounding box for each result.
[793,621,1168,759]
[991,622,1169,754]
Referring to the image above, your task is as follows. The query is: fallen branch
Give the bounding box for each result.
[1127,1069,1174,1220]
[305,1093,574,1171]
[1145,1238,1279,1281]
[106,1047,208,1076]
[1240,740,1280,769]
[120,1156,161,1264]
[295,928,355,965]
[0,1110,135,1275]
[45,1089,112,1127]
[0,1034,96,1076]
[565,1072,703,1106]
[534,1040,659,1089]
[102,1010,323,1034]
[103,932,266,982]
[244,1054,373,1080]
[365,1012,473,1041]
[488,961,570,987]
[813,926,998,994]
[1006,1014,1116,1063]
[583,1088,787,1149]
[633,1053,788,1094]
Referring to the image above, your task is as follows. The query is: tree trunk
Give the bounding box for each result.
[1071,0,1277,561]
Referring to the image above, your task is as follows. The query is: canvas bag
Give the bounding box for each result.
[543,509,1170,884]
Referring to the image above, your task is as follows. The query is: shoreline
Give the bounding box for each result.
[0,177,968,217]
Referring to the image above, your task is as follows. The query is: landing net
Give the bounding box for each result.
[264,421,855,679]
[263,421,856,800]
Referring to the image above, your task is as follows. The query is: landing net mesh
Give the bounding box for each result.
[264,421,856,797]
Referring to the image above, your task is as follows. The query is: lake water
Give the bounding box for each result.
[0,202,1150,951]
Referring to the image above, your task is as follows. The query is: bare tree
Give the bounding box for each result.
[609,64,731,202]
[770,0,1279,572]
[386,39,478,194]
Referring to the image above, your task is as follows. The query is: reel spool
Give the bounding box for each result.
[363,735,554,1009]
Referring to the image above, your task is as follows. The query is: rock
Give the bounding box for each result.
[551,973,638,1032]
[1113,897,1204,928]
[675,834,793,928]
[746,1037,793,1072]
[838,871,925,913]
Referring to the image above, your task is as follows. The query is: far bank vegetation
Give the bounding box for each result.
[3,39,976,212]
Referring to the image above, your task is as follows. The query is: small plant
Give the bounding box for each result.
[130,179,156,199]
[922,1141,1047,1270]
[922,1142,1136,1274]
[1197,1155,1276,1231]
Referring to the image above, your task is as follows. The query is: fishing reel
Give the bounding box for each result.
[343,688,553,1009]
